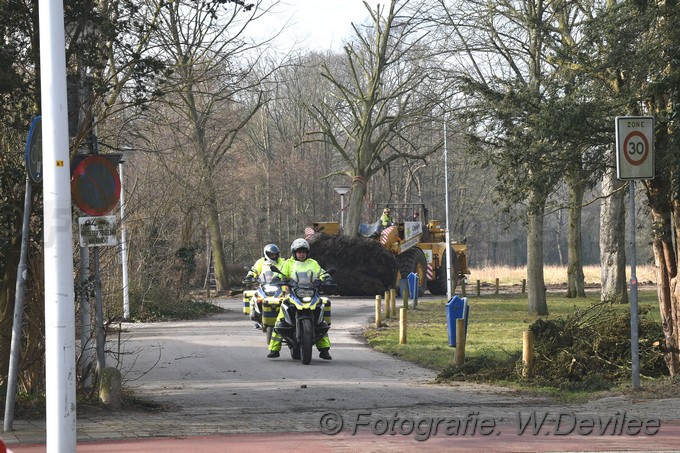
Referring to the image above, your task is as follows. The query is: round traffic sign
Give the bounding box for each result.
[622,131,649,166]
[71,155,121,216]
[25,116,42,183]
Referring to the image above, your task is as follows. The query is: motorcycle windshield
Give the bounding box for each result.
[259,270,281,296]
[260,270,275,284]
[293,271,314,287]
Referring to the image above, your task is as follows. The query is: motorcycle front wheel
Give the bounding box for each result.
[300,318,314,365]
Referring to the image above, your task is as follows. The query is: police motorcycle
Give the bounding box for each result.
[270,266,336,365]
[242,270,285,345]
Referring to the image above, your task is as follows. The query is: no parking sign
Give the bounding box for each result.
[615,116,655,180]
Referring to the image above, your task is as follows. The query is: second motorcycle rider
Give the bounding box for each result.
[243,243,286,318]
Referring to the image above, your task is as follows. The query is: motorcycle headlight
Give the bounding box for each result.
[263,284,278,294]
[296,288,314,300]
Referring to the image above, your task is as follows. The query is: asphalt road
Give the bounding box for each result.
[115,295,523,423]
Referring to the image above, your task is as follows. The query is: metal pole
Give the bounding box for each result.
[79,245,92,389]
[444,118,453,300]
[119,161,130,319]
[629,180,640,389]
[340,194,345,232]
[4,177,31,432]
[39,0,78,447]
[94,247,106,374]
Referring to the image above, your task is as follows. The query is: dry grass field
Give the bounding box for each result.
[468,264,657,287]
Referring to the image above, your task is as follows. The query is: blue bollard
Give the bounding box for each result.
[446,295,470,347]
[407,272,419,308]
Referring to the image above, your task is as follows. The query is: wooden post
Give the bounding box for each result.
[375,295,382,328]
[399,308,407,344]
[521,279,526,294]
[455,318,466,365]
[522,330,534,378]
[495,277,499,295]
[390,289,397,316]
[476,280,481,296]
[461,279,466,297]
[384,290,391,318]
[399,279,409,309]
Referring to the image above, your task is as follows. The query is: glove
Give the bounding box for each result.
[243,275,254,284]
[313,279,322,287]
[271,276,282,283]
[324,278,336,286]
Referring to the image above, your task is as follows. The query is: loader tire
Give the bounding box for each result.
[396,248,428,297]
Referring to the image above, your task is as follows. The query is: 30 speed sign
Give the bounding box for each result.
[616,116,655,180]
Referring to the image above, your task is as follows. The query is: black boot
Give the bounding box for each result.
[267,350,280,358]
[319,348,332,360]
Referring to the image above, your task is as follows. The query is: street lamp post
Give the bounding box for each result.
[444,118,453,301]
[333,187,350,232]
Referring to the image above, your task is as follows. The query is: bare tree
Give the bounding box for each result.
[304,0,447,237]
[239,54,342,249]
[139,0,274,291]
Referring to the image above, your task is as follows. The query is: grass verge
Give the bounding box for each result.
[365,289,667,398]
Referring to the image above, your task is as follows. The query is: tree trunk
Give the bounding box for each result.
[566,179,586,298]
[206,183,229,292]
[345,175,369,238]
[599,160,628,304]
[527,194,549,315]
[555,209,564,265]
[649,200,680,376]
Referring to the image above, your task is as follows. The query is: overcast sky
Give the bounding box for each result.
[252,0,379,51]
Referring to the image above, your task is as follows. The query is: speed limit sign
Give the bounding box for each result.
[616,116,655,180]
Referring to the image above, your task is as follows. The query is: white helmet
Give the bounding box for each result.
[263,243,280,262]
[290,238,310,256]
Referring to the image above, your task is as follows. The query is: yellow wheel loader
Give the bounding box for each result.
[308,203,469,296]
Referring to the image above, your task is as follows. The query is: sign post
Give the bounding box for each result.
[4,117,43,432]
[615,116,655,390]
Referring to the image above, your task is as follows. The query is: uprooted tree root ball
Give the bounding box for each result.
[308,233,397,296]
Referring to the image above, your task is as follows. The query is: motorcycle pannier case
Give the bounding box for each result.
[262,297,282,326]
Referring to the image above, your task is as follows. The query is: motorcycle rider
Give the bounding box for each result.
[243,244,285,320]
[267,238,334,360]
